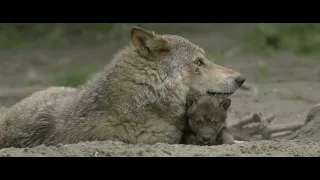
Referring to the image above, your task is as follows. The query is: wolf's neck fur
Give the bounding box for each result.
[61,45,189,127]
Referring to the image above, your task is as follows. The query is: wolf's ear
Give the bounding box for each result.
[131,26,168,57]
[186,94,197,108]
[220,99,231,111]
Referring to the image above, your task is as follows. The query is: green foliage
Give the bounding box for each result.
[243,23,320,55]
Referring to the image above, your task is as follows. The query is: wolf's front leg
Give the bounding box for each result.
[135,119,183,145]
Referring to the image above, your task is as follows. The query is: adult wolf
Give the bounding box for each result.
[0,26,245,148]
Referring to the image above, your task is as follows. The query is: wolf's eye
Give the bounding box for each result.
[212,121,218,126]
[194,58,204,67]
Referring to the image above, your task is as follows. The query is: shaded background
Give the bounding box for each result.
[0,23,319,87]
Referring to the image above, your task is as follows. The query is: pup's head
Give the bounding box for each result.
[185,94,231,145]
[130,26,245,100]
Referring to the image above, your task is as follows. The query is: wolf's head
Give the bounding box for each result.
[130,26,245,100]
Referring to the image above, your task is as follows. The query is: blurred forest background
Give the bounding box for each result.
[1,23,319,54]
[0,23,319,101]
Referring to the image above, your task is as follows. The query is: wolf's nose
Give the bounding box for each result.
[235,74,246,87]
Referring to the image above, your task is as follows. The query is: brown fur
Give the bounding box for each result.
[0,26,245,149]
[181,94,235,146]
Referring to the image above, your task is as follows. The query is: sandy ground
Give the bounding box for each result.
[0,139,319,157]
[0,23,320,157]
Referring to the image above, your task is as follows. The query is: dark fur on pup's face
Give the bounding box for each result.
[184,94,231,145]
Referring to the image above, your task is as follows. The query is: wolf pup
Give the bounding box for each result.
[181,94,235,146]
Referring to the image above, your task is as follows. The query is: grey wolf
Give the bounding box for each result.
[0,26,245,149]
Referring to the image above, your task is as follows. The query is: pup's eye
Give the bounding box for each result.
[194,58,204,67]
[196,119,202,126]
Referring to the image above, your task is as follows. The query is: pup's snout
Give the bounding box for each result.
[234,74,246,87]
[202,136,211,143]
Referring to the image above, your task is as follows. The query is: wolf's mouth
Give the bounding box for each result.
[207,91,233,96]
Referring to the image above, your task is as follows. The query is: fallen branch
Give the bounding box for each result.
[271,131,294,139]
[228,112,262,128]
[261,122,305,139]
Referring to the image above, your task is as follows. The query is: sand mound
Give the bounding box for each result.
[0,139,319,157]
[285,104,320,142]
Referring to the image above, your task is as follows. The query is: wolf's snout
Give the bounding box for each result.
[234,74,246,87]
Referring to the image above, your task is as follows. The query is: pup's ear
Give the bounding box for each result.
[220,98,231,111]
[186,94,197,108]
[131,26,168,57]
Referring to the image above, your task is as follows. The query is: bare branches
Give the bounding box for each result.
[261,122,304,139]
[228,111,306,141]
[226,82,320,142]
